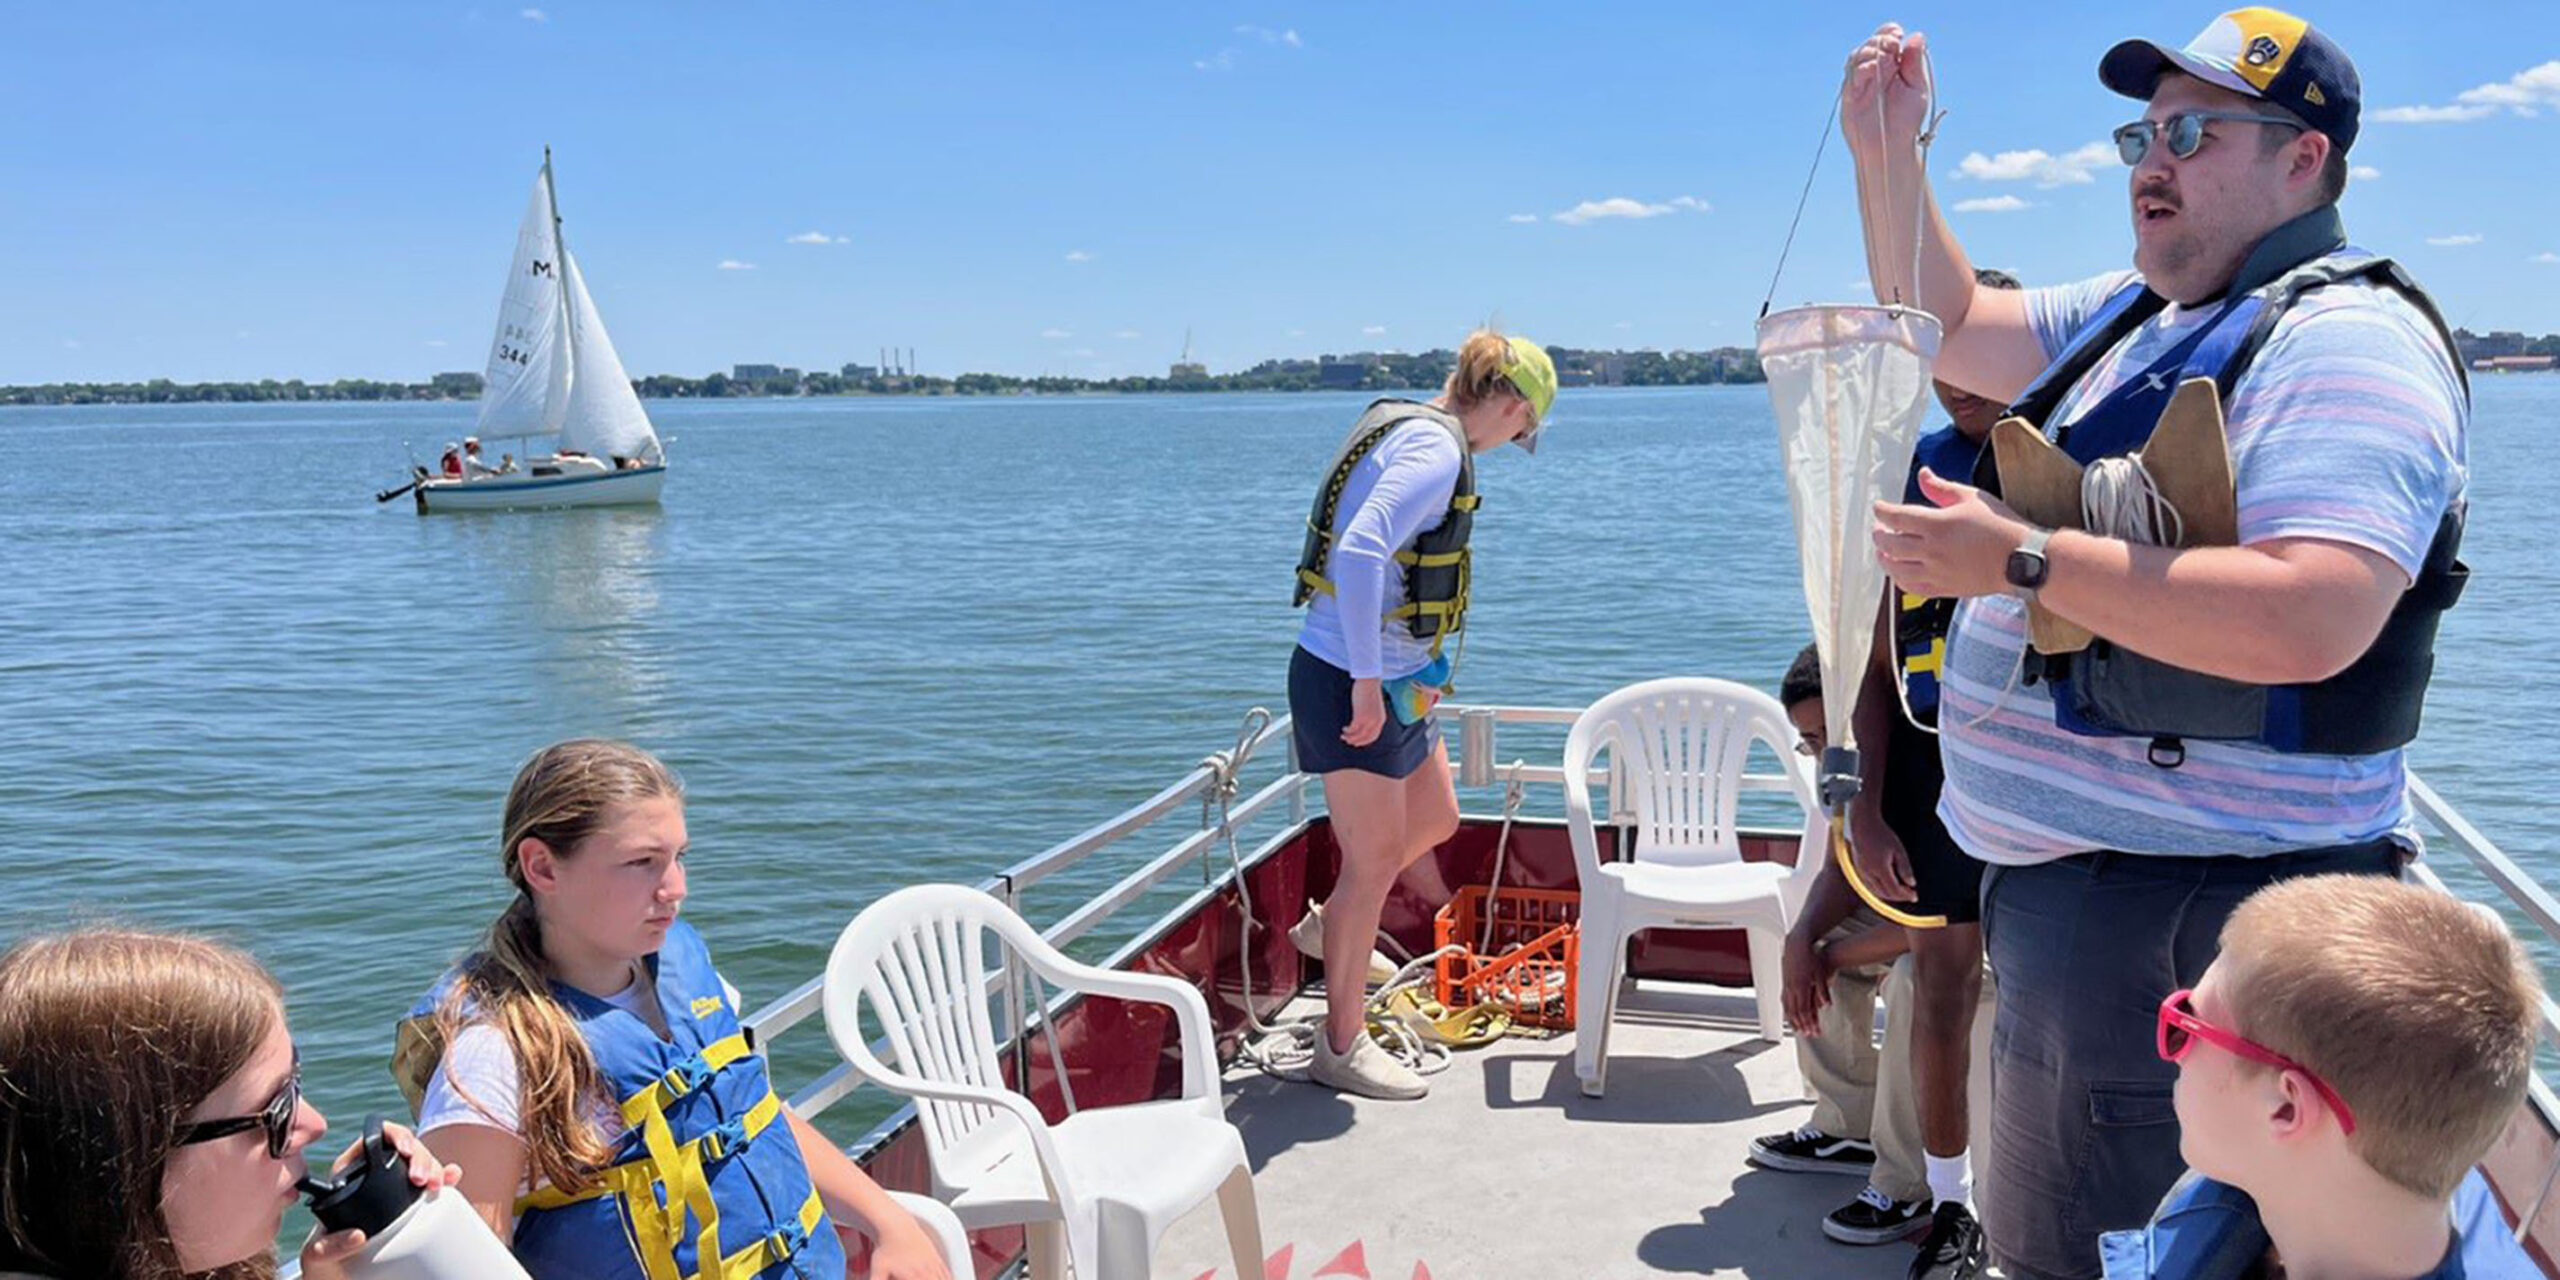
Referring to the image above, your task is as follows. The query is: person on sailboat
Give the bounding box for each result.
[1285,329,1555,1101]
[1843,11,2467,1277]
[440,443,465,479]
[0,927,461,1280]
[393,740,956,1280]
[463,439,500,479]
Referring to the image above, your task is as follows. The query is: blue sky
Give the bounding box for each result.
[5,1,2555,384]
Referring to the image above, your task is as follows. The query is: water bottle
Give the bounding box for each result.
[298,1116,530,1280]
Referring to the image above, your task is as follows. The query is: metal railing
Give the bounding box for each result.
[747,711,2560,1241]
[742,700,1805,1153]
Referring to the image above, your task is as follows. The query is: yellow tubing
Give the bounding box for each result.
[1832,811,1949,929]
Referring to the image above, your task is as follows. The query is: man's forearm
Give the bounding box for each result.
[2037,530,2397,684]
[1853,144,1976,335]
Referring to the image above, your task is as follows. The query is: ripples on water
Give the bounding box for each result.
[4,383,2554,1159]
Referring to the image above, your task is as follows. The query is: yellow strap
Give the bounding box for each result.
[618,1034,753,1128]
[1833,813,1948,930]
[514,1092,784,1212]
[1297,567,1337,598]
[1449,493,1480,511]
[1386,599,1464,621]
[713,1192,826,1279]
[1393,549,1468,568]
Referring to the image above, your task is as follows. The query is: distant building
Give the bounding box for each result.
[1170,361,1208,380]
[1318,361,1367,389]
[430,372,485,395]
[2453,329,2534,363]
[842,363,879,379]
[2474,355,2557,372]
[733,363,783,381]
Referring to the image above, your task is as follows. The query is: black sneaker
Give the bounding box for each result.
[1747,1125,1877,1175]
[1908,1201,1986,1280]
[1822,1185,1932,1245]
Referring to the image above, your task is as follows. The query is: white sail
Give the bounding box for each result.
[556,246,660,463]
[474,167,571,438]
[1757,303,1942,758]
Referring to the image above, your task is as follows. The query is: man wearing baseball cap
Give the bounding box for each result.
[1836,10,2469,1279]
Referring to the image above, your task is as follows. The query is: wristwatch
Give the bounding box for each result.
[2005,528,2055,601]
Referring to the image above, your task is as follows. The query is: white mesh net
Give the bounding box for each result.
[1756,304,1943,756]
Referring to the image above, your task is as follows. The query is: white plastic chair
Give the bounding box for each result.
[1564,677,1823,1097]
[822,884,1264,1280]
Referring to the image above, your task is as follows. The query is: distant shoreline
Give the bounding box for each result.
[1,346,1774,406]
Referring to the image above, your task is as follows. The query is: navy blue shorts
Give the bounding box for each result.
[1287,646,1440,778]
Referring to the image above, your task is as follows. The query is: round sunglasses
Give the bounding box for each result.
[2113,110,2306,165]
[2156,989,2356,1135]
[174,1052,302,1159]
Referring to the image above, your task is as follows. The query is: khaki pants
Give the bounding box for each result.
[1795,910,1995,1205]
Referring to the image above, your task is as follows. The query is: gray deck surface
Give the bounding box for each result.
[1152,981,1992,1280]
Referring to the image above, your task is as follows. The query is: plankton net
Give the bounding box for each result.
[1754,60,1952,928]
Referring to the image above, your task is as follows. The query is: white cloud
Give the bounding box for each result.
[1953,194,2032,213]
[1194,49,1234,72]
[2531,251,2560,264]
[1112,329,1142,339]
[1551,195,1712,226]
[234,329,251,339]
[786,231,847,245]
[2372,103,2496,123]
[1064,249,1094,262]
[1286,328,1306,338]
[1362,325,1387,336]
[1613,321,1633,330]
[2375,61,2560,123]
[1040,328,1072,339]
[2349,165,2381,181]
[61,338,80,349]
[717,259,756,270]
[1236,25,1301,48]
[1506,213,1539,223]
[1954,141,2114,187]
[1067,348,1097,357]
[2426,234,2484,246]
[425,339,449,347]
[519,7,546,20]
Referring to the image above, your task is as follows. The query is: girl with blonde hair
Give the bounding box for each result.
[0,928,454,1280]
[399,739,952,1280]
[1285,330,1556,1100]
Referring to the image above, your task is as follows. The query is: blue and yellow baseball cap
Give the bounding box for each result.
[1500,336,1556,452]
[2099,7,2362,155]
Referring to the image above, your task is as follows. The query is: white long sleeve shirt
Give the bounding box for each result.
[1295,420,1464,681]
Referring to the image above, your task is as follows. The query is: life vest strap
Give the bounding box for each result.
[513,1090,786,1215]
[619,1033,752,1126]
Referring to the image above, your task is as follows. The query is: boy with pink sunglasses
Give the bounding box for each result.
[2103,875,2541,1278]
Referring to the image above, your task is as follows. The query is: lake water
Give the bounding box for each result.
[5,382,2555,1168]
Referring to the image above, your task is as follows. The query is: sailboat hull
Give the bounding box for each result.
[415,464,664,512]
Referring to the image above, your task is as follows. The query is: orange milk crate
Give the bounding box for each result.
[1432,884,1582,1030]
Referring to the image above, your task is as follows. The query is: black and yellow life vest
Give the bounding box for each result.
[1291,398,1478,650]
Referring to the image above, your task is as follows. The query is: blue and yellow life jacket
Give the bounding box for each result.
[1894,424,1986,729]
[395,922,844,1280]
[1985,205,2470,766]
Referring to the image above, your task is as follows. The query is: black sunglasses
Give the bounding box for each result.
[174,1052,301,1159]
[2113,110,2306,165]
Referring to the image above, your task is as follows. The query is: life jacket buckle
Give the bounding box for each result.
[656,1053,708,1099]
[2146,736,2187,770]
[700,1116,750,1163]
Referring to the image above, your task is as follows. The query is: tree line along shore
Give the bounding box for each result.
[1,346,1765,406]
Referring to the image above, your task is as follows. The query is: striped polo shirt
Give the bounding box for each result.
[1936,266,2468,865]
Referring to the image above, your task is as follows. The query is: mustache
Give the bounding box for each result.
[2135,181,2182,210]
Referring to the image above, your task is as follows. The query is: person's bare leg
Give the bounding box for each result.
[1394,740,1460,873]
[1908,921,1985,1159]
[1320,767,1406,1054]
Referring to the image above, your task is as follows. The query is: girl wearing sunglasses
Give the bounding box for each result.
[395,739,954,1280]
[0,928,457,1280]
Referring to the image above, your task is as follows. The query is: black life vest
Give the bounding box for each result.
[1292,398,1478,650]
[1985,207,2470,765]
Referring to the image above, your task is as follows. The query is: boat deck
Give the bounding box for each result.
[1154,983,1991,1280]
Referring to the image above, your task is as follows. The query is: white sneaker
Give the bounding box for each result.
[1288,901,1400,986]
[1309,1029,1429,1100]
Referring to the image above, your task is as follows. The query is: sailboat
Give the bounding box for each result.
[405,151,666,513]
